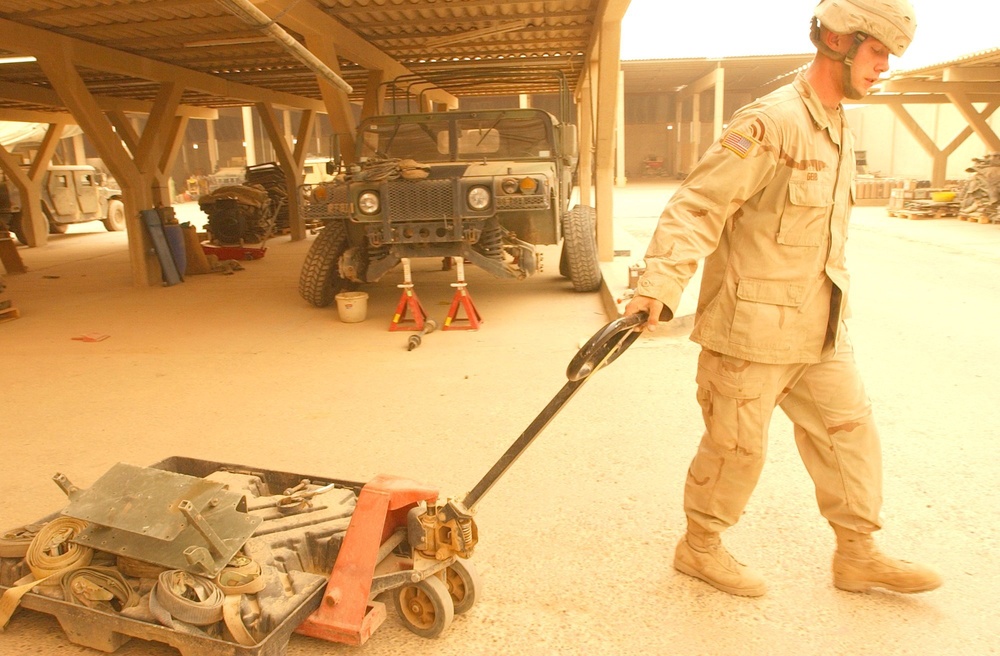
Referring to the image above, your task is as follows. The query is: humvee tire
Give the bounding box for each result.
[299,222,349,307]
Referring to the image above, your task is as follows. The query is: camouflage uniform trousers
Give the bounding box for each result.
[684,332,882,535]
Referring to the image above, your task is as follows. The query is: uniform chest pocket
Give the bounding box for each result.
[778,171,835,247]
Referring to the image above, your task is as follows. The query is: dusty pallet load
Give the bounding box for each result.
[885,186,960,219]
[0,457,360,656]
[0,299,18,323]
[0,268,17,324]
[854,176,908,206]
[887,199,961,219]
[957,152,1000,224]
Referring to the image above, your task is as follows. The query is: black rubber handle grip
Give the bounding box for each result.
[565,311,648,382]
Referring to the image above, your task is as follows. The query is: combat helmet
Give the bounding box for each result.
[811,0,916,57]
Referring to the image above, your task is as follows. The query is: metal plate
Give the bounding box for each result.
[62,463,227,540]
[61,462,261,576]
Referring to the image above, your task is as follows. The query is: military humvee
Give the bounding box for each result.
[0,164,124,244]
[298,69,601,307]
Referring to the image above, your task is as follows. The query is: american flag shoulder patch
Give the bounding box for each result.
[720,129,757,159]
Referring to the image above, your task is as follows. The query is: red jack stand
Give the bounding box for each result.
[389,258,428,331]
[296,474,440,646]
[443,257,482,331]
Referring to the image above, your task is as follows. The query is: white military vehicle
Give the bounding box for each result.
[0,164,124,244]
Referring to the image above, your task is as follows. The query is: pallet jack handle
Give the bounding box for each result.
[461,311,648,510]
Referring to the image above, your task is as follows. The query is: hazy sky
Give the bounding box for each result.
[621,0,1000,71]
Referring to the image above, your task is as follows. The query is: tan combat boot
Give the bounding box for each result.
[673,530,767,597]
[832,526,942,593]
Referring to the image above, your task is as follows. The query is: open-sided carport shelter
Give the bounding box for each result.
[0,0,635,287]
[1,2,999,289]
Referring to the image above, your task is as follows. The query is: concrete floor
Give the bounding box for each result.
[1,182,998,655]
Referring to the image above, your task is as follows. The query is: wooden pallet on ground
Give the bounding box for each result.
[0,305,20,323]
[887,208,957,220]
[887,199,960,220]
[958,213,993,224]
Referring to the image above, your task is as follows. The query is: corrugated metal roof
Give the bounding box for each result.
[0,0,604,114]
[0,2,995,118]
[621,54,813,96]
[893,47,1000,79]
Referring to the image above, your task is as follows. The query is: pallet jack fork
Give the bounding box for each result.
[297,312,647,645]
[442,257,482,331]
[296,475,441,646]
[389,258,428,331]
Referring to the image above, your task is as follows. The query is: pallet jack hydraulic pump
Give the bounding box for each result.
[297,312,648,645]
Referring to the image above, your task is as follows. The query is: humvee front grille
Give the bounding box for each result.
[496,195,550,211]
[300,184,350,220]
[386,180,453,221]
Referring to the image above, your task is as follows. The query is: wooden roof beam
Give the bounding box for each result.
[258,0,457,106]
[0,17,326,111]
[0,82,219,120]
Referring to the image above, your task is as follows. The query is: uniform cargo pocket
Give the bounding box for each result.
[729,278,804,350]
[778,171,833,246]
[695,356,764,458]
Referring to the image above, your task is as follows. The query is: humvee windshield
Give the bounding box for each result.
[359,111,555,163]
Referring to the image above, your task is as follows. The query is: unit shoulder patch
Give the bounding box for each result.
[720,129,758,159]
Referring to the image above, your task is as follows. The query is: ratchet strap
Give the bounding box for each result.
[222,595,257,646]
[62,566,138,613]
[0,517,94,629]
[148,570,225,628]
[215,556,265,646]
[215,559,265,596]
[0,523,45,558]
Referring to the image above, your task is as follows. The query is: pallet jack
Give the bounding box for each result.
[0,314,647,653]
[297,311,647,645]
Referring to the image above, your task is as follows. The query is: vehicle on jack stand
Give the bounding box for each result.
[298,68,602,308]
[0,164,124,245]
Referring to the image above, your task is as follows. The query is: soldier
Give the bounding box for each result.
[625,0,942,596]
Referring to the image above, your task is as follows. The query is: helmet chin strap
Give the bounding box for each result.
[810,18,869,101]
[841,32,869,100]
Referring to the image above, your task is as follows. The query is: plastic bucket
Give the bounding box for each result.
[335,291,368,323]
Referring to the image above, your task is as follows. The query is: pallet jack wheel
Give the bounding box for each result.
[445,559,481,614]
[392,575,455,638]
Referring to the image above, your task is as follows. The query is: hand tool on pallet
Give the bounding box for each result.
[297,311,648,645]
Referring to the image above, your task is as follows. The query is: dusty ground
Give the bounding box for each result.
[1,182,998,655]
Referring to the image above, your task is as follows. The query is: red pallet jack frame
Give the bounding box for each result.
[296,475,441,646]
[297,312,647,646]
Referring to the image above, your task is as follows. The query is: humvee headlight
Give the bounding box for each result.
[467,186,491,210]
[518,177,539,194]
[501,178,519,195]
[358,191,380,215]
[312,185,329,202]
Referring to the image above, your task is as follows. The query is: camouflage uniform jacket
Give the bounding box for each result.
[636,73,855,365]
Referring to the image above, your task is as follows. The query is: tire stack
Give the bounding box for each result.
[245,163,289,234]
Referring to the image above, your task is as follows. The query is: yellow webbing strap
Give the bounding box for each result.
[0,523,45,559]
[223,595,257,646]
[216,557,265,645]
[148,570,224,627]
[61,566,138,612]
[0,517,93,629]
